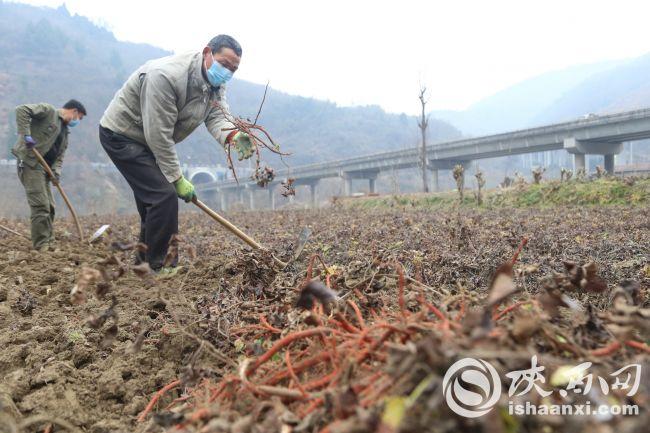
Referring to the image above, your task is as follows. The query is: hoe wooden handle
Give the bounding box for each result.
[192,197,287,268]
[31,148,84,242]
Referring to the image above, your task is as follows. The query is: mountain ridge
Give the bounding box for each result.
[431,60,624,135]
[0,1,461,168]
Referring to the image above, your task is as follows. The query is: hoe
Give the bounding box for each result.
[192,197,311,269]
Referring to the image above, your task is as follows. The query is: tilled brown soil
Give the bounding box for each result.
[0,206,648,433]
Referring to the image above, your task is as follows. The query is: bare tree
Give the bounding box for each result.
[500,174,514,189]
[418,85,429,193]
[453,164,465,202]
[474,169,486,205]
[514,171,526,187]
[532,167,546,184]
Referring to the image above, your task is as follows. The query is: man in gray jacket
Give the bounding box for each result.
[99,34,251,273]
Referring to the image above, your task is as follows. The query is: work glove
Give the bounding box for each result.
[231,131,254,161]
[174,176,196,203]
[24,135,37,150]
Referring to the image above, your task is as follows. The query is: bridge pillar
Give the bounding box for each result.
[220,191,228,212]
[573,153,586,172]
[211,189,221,210]
[604,154,615,174]
[238,188,245,205]
[341,170,379,196]
[343,176,352,196]
[564,138,622,174]
[247,187,255,210]
[430,169,439,192]
[268,187,276,210]
[309,182,318,208]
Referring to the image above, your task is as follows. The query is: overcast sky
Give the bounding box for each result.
[10,0,650,114]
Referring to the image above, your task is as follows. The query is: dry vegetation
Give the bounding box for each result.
[0,186,649,433]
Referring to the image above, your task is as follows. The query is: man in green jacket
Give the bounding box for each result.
[12,100,87,251]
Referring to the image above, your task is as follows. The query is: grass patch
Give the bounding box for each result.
[341,177,650,210]
[67,329,86,344]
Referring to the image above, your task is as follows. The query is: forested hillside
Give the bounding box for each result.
[0,2,461,167]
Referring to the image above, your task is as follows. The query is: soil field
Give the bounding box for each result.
[0,205,648,433]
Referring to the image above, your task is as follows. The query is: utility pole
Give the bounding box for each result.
[418,86,429,193]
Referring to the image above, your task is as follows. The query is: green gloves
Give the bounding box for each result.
[232,131,254,161]
[174,176,196,202]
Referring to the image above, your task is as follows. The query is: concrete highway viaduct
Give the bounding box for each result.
[196,108,650,210]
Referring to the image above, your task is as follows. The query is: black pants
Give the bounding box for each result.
[99,125,178,269]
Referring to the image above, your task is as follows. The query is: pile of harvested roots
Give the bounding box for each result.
[134,239,649,433]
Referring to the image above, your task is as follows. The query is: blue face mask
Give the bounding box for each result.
[206,59,233,87]
[68,118,79,127]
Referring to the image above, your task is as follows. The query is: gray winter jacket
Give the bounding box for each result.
[100,51,235,182]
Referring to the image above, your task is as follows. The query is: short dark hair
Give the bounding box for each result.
[207,34,242,57]
[63,99,87,115]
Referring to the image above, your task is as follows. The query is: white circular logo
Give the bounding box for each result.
[443,357,501,418]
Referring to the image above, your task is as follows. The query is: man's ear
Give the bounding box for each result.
[202,46,212,57]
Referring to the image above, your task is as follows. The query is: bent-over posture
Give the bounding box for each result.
[12,99,86,251]
[99,34,252,273]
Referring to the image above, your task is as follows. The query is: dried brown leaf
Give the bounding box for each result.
[186,244,197,261]
[486,263,518,307]
[101,255,121,266]
[87,297,117,329]
[128,327,151,354]
[562,261,607,293]
[581,262,607,293]
[163,234,181,267]
[101,324,118,348]
[76,267,102,290]
[111,241,137,251]
[132,262,153,278]
[537,277,569,317]
[511,314,540,342]
[296,279,338,312]
[70,284,86,305]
